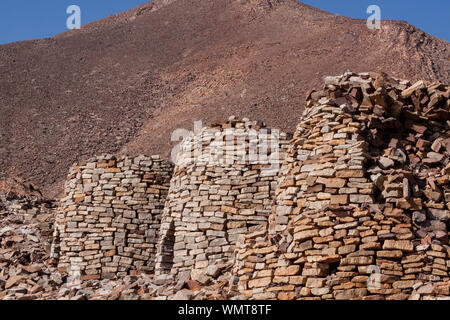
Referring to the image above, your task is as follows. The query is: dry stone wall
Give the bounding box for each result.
[232,72,450,300]
[44,72,450,300]
[51,155,173,279]
[154,118,290,281]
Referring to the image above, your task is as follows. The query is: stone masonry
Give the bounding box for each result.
[40,72,450,300]
[51,155,173,279]
[232,72,450,300]
[154,118,290,281]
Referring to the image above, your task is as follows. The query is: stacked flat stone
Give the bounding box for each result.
[232,72,449,300]
[51,155,173,279]
[154,117,290,280]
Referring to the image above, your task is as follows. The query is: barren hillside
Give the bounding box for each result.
[0,0,449,197]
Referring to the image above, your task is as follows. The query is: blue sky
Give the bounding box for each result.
[301,0,449,42]
[0,0,448,45]
[0,0,150,45]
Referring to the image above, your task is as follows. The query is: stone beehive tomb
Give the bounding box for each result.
[232,72,450,300]
[48,72,449,300]
[51,155,173,278]
[154,118,290,279]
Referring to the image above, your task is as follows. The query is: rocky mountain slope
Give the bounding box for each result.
[0,0,449,197]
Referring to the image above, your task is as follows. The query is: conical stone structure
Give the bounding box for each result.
[233,72,450,300]
[154,118,291,281]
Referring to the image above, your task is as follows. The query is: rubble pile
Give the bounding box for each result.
[233,72,449,300]
[0,193,58,300]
